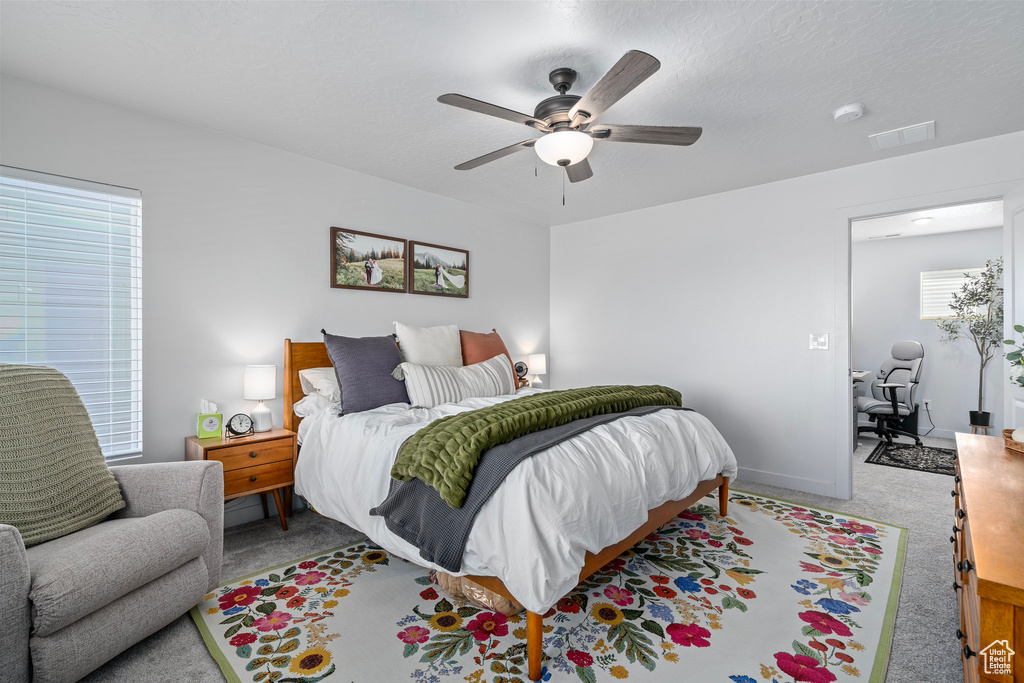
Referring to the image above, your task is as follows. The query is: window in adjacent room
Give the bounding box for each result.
[0,167,142,459]
[920,267,984,320]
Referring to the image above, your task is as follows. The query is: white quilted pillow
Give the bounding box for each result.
[394,322,463,366]
[298,367,341,403]
[393,354,515,409]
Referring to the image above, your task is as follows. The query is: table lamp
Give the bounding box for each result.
[527,353,547,387]
[244,365,276,433]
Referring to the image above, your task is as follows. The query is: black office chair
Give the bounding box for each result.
[857,341,924,446]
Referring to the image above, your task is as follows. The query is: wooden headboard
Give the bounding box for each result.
[283,339,331,432]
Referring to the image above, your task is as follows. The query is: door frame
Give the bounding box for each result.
[833,180,1022,499]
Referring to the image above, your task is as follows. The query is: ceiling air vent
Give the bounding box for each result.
[869,121,935,152]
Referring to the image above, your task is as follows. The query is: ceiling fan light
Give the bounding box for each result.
[534,130,593,167]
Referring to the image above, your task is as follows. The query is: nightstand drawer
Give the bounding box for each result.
[208,438,293,472]
[224,460,293,498]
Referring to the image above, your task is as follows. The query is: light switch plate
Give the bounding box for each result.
[810,333,829,350]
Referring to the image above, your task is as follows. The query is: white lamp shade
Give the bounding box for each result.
[534,131,593,167]
[243,365,276,400]
[527,354,547,375]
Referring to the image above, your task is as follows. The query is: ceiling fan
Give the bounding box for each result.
[438,50,702,183]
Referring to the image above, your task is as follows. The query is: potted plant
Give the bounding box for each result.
[1005,324,1024,388]
[936,258,1004,427]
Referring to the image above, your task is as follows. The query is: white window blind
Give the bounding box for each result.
[920,267,983,320]
[0,166,142,459]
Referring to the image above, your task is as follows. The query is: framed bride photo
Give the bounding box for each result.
[330,227,407,293]
[409,241,469,298]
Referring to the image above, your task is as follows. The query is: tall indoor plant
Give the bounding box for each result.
[936,258,1004,427]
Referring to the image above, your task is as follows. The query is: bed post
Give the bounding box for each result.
[719,476,729,516]
[527,610,543,681]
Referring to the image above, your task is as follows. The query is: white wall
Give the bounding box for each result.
[852,228,1003,439]
[0,75,550,525]
[550,131,1024,498]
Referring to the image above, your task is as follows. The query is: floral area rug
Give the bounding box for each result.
[865,441,955,476]
[191,491,906,683]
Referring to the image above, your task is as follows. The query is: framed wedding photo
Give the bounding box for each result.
[408,241,469,298]
[330,227,407,293]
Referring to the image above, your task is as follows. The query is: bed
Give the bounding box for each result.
[284,339,737,681]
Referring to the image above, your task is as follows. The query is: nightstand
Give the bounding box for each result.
[185,427,297,531]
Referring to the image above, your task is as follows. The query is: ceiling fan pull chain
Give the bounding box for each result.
[562,172,565,206]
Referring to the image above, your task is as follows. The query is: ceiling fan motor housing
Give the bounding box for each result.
[534,94,581,124]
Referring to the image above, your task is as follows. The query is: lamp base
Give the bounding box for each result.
[251,401,273,433]
[530,375,543,388]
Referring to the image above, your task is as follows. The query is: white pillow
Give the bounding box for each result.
[293,393,332,417]
[393,354,515,409]
[298,367,341,403]
[393,322,463,366]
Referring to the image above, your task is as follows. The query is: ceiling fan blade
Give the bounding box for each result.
[568,51,661,126]
[438,94,549,130]
[565,158,593,183]
[454,139,537,171]
[587,124,702,146]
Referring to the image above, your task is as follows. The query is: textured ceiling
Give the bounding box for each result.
[2,1,1023,227]
[851,199,1003,242]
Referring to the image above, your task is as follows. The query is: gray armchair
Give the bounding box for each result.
[1,460,223,683]
[857,340,925,446]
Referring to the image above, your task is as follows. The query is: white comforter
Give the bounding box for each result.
[293,388,737,613]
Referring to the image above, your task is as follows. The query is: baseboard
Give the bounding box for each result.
[735,466,840,499]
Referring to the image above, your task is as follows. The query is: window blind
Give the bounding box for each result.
[0,166,142,459]
[920,267,983,320]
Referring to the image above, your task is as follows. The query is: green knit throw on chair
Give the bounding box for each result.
[0,364,125,546]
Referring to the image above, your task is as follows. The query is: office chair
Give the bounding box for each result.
[857,341,924,446]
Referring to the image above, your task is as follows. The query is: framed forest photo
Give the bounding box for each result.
[409,241,469,298]
[330,227,407,293]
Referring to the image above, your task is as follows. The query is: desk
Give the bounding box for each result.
[852,371,871,450]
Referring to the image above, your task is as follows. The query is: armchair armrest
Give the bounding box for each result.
[108,461,224,591]
[876,383,907,414]
[0,524,31,682]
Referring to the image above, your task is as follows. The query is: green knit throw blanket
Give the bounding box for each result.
[391,384,682,508]
[0,364,125,546]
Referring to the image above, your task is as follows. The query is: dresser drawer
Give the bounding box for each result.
[224,460,293,498]
[207,438,294,472]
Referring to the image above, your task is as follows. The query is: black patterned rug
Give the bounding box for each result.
[865,440,956,476]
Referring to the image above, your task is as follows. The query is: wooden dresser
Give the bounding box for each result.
[185,427,297,531]
[953,433,1024,682]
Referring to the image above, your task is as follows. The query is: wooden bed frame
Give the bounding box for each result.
[283,339,729,681]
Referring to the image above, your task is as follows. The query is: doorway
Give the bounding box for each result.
[832,180,1023,499]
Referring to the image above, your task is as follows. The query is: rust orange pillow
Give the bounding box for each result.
[460,329,515,378]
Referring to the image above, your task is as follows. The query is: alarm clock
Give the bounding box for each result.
[226,413,254,438]
[196,413,223,439]
[514,361,528,380]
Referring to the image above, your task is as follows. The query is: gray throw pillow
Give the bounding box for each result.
[322,331,410,413]
[0,364,126,547]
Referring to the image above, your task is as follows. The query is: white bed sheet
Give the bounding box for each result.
[293,388,738,613]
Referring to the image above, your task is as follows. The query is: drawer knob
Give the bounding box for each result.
[957,509,966,519]
[963,644,976,659]
[250,452,258,458]
[954,475,960,484]
[250,476,258,482]
[950,535,956,544]
[950,489,957,497]
[958,559,974,573]
[952,525,959,534]
[957,629,965,640]
[953,581,962,592]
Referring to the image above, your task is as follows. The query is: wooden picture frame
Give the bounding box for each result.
[408,241,469,298]
[330,227,407,293]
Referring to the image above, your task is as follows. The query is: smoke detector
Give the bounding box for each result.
[833,103,865,123]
